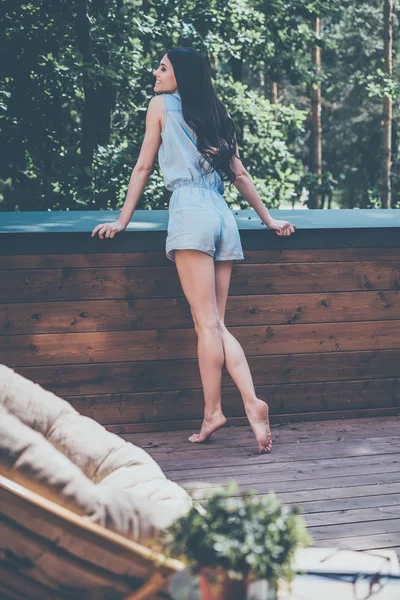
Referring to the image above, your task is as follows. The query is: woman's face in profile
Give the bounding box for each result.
[153,54,178,94]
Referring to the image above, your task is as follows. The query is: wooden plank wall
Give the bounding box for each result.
[0,247,400,433]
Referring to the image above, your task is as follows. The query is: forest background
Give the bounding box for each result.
[1,0,399,213]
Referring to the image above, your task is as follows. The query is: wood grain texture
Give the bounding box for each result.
[2,290,400,335]
[2,320,400,367]
[1,245,400,429]
[14,349,400,394]
[0,475,183,599]
[62,377,399,426]
[125,415,400,561]
[1,247,400,269]
[1,261,399,302]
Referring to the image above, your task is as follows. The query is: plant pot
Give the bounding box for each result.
[199,567,248,600]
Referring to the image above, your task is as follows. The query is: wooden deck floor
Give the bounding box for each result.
[121,415,400,562]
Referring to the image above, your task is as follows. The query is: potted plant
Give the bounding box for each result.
[163,482,311,600]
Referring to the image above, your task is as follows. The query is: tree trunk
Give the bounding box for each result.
[97,80,116,146]
[382,0,392,209]
[142,0,151,57]
[263,70,279,119]
[309,16,322,209]
[270,82,278,104]
[230,52,243,82]
[76,0,97,196]
[230,51,244,141]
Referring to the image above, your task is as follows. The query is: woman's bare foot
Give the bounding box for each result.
[188,412,227,443]
[246,398,272,454]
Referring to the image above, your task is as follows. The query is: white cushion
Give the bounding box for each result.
[0,364,191,543]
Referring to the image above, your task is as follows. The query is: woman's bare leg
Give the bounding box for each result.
[219,321,272,453]
[215,260,272,453]
[174,250,227,442]
[173,250,271,452]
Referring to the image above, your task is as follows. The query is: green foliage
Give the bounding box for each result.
[1,0,399,211]
[164,482,311,585]
[0,0,306,212]
[295,170,337,208]
[215,78,307,208]
[357,69,400,101]
[308,0,400,208]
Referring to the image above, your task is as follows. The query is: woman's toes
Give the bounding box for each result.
[260,441,272,454]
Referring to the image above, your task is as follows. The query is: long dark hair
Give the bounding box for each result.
[166,47,238,187]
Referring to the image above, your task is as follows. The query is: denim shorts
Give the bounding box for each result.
[166,183,245,263]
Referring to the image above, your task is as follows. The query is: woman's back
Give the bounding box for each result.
[157,92,224,195]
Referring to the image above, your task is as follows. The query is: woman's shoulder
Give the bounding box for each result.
[146,95,165,129]
[149,94,165,109]
[150,93,181,112]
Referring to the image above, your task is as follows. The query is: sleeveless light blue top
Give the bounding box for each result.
[157,92,225,195]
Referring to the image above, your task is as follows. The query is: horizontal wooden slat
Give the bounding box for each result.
[126,415,400,449]
[130,422,400,457]
[2,247,400,269]
[1,261,399,302]
[2,320,400,367]
[317,532,400,551]
[105,408,400,434]
[183,470,400,501]
[309,518,400,541]
[183,471,400,497]
[171,453,400,487]
[15,349,400,395]
[2,290,400,335]
[284,491,400,515]
[306,505,400,527]
[0,251,173,269]
[160,434,400,481]
[64,377,400,427]
[146,436,400,470]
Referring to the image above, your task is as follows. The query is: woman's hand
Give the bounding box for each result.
[91,219,126,239]
[266,218,296,236]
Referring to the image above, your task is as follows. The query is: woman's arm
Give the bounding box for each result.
[231,138,296,236]
[92,95,164,239]
[118,95,163,227]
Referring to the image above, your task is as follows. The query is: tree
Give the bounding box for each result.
[309,14,322,209]
[382,0,393,208]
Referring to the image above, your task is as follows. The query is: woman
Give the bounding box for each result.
[92,47,296,454]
